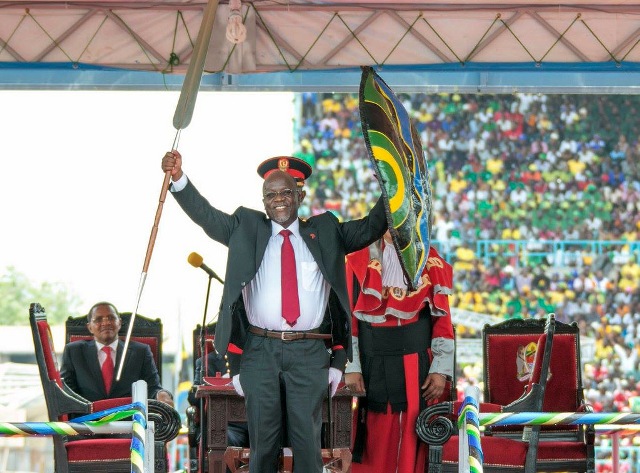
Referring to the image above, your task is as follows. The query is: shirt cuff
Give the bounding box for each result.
[344,335,361,374]
[429,337,455,378]
[170,173,189,192]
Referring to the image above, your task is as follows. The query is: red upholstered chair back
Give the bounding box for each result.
[483,318,548,406]
[483,316,582,408]
[30,303,95,426]
[193,323,217,373]
[486,324,582,412]
[516,315,555,414]
[37,319,63,388]
[539,331,581,412]
[65,311,163,382]
[483,316,585,438]
[32,308,74,423]
[525,332,546,391]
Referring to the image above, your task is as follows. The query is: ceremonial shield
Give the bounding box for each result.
[359,66,432,290]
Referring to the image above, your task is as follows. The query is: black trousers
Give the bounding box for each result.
[240,333,329,473]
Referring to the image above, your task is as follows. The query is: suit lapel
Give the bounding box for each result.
[111,340,127,392]
[84,341,105,393]
[256,217,272,270]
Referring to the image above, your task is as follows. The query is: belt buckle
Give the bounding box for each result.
[280,331,296,341]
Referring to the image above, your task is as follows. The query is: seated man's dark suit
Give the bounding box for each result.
[61,339,164,401]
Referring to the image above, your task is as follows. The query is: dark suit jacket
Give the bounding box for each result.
[172,179,387,368]
[60,339,164,402]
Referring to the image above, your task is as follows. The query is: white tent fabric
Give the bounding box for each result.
[2,1,640,90]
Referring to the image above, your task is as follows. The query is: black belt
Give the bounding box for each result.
[248,325,332,341]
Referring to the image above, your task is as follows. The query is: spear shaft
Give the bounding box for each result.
[117,0,220,381]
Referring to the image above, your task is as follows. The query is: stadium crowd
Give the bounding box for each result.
[293,91,640,434]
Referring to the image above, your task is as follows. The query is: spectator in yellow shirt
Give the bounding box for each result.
[449,172,467,194]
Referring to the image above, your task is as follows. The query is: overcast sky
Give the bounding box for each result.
[1,90,294,353]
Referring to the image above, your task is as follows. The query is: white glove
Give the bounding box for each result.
[232,374,244,397]
[328,367,342,397]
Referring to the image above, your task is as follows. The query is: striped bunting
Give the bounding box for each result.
[458,395,483,473]
[130,402,146,473]
[0,402,145,438]
[480,411,640,426]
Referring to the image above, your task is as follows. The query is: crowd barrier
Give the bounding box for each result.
[430,239,640,267]
[438,239,640,269]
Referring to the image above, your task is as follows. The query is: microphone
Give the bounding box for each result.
[188,252,224,284]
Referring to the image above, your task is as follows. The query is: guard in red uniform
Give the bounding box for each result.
[345,232,455,473]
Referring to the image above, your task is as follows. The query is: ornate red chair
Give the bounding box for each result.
[417,314,595,473]
[482,315,594,449]
[30,303,179,473]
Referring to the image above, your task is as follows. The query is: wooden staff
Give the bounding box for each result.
[117,0,221,381]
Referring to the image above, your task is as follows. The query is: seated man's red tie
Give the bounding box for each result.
[280,229,301,326]
[102,346,114,393]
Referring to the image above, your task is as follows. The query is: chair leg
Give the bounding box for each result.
[155,441,168,473]
[188,446,198,473]
[321,448,352,473]
[523,425,541,473]
[427,444,445,473]
[280,447,294,473]
[224,447,250,472]
[53,439,71,473]
[223,447,352,473]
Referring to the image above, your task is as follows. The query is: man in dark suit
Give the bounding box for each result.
[161,150,387,473]
[60,302,173,405]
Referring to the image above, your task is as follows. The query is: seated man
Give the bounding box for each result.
[61,301,173,406]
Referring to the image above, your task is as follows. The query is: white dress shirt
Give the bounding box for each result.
[172,173,330,330]
[243,219,330,330]
[381,241,408,289]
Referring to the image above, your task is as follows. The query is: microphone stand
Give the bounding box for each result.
[199,272,213,473]
[199,273,213,387]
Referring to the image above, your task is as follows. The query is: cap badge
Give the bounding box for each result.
[278,158,290,172]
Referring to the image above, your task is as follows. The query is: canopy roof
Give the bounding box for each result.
[2,1,640,91]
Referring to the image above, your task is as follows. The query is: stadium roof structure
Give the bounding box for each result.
[2,1,640,92]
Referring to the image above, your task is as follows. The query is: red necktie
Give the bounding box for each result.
[280,229,301,326]
[101,346,114,394]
